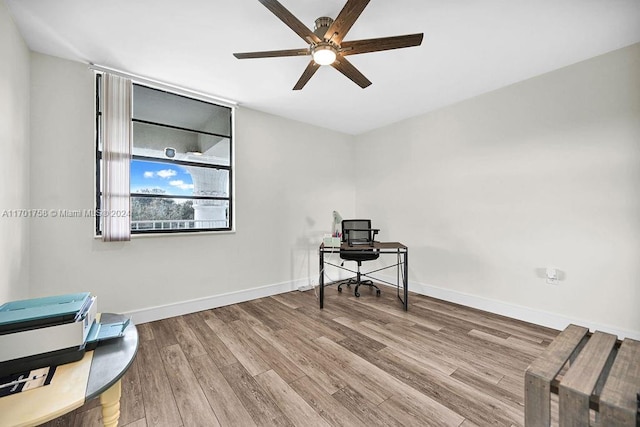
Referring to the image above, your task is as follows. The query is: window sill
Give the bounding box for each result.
[93,229,236,239]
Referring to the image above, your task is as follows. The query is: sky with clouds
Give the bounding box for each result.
[131,159,194,195]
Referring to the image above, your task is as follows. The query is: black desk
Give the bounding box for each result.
[319,241,408,311]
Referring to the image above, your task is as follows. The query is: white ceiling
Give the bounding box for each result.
[6,0,640,135]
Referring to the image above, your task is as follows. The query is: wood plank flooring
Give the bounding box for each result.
[41,286,559,427]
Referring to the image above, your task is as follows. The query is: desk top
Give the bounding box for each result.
[0,314,138,427]
[320,241,407,251]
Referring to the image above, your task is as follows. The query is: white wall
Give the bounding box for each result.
[14,36,640,337]
[28,53,355,318]
[0,1,30,303]
[355,43,640,337]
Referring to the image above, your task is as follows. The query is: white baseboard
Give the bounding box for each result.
[377,277,640,340]
[124,274,640,341]
[123,279,300,324]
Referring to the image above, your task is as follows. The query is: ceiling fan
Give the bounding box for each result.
[233,0,424,90]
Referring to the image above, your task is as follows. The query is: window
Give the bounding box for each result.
[96,75,233,234]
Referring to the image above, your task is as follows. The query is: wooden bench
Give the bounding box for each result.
[525,324,640,427]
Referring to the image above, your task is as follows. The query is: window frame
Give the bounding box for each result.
[95,74,235,236]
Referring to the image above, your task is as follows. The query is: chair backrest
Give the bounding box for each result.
[342,219,373,245]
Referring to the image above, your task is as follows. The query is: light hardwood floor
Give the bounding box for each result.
[41,286,559,427]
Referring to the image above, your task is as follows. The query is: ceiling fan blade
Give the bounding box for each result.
[340,33,424,56]
[258,0,321,44]
[324,0,370,44]
[293,61,320,90]
[331,57,371,88]
[234,48,309,59]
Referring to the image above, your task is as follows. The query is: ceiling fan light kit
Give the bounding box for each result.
[311,42,338,65]
[233,0,424,90]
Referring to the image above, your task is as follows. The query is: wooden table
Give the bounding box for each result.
[524,324,640,427]
[0,314,138,427]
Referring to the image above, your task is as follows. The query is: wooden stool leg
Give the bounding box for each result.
[99,379,122,427]
[525,372,551,427]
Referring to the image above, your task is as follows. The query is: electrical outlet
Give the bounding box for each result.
[546,267,559,285]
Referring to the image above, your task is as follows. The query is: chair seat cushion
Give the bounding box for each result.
[340,251,380,262]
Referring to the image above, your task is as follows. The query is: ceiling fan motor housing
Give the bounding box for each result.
[313,17,334,39]
[311,17,339,65]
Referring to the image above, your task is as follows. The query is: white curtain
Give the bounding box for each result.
[102,73,132,241]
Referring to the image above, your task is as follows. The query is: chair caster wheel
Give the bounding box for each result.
[338,287,342,293]
[376,290,381,296]
[355,292,360,298]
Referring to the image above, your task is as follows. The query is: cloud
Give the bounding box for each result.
[169,180,194,190]
[143,171,154,178]
[157,169,177,179]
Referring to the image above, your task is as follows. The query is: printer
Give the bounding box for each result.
[0,292,128,378]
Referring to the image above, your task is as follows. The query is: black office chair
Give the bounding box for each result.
[338,219,381,298]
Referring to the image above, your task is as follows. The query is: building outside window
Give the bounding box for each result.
[96,75,233,234]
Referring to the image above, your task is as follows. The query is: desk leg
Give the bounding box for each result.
[319,249,324,309]
[404,250,409,311]
[397,250,400,301]
[99,379,121,427]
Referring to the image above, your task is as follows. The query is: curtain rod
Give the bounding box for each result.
[89,63,238,108]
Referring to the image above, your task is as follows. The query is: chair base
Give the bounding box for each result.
[337,278,381,298]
